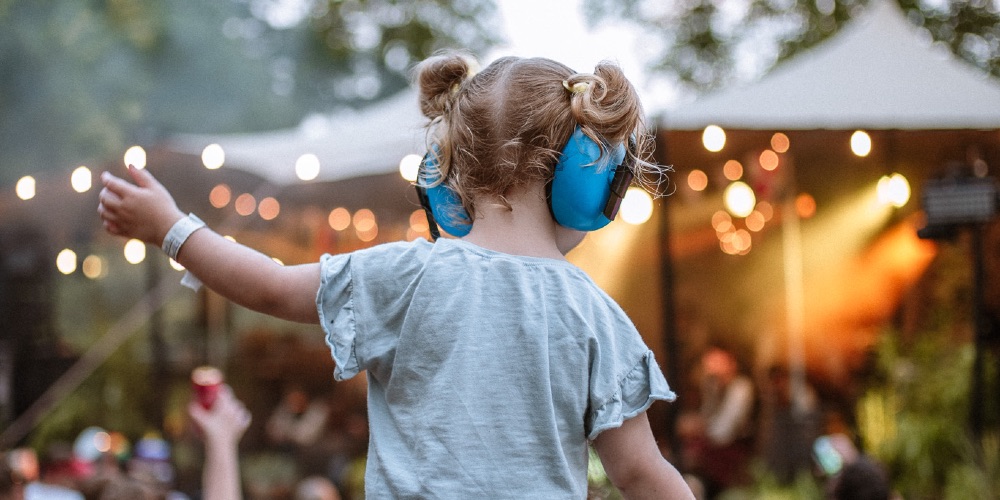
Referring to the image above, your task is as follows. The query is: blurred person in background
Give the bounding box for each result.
[188,385,251,500]
[678,347,756,498]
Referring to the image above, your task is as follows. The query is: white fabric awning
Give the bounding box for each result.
[166,90,428,185]
[661,1,1000,131]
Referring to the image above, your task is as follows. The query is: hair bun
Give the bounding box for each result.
[416,52,477,120]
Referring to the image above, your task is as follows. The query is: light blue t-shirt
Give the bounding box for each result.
[317,238,674,499]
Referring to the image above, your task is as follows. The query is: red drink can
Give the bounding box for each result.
[191,366,223,409]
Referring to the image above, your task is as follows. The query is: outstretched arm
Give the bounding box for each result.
[98,165,321,323]
[593,412,695,500]
[189,385,252,500]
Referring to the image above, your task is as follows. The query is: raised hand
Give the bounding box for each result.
[97,164,185,246]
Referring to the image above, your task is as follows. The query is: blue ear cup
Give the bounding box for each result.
[415,127,635,240]
[549,128,634,231]
[415,151,472,238]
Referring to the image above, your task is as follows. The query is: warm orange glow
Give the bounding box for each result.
[771,133,790,153]
[746,210,765,232]
[759,150,780,171]
[711,210,733,233]
[234,193,256,216]
[796,193,817,218]
[328,207,351,231]
[410,209,429,233]
[723,160,743,181]
[82,255,107,279]
[687,169,708,191]
[258,197,280,220]
[209,184,232,208]
[757,201,774,221]
[353,209,376,232]
[357,223,378,242]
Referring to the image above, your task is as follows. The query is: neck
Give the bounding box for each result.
[461,183,573,260]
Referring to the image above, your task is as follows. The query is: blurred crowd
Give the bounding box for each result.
[3,345,896,500]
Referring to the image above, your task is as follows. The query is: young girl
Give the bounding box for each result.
[99,52,694,499]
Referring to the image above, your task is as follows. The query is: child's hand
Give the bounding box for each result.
[98,164,185,246]
[188,385,252,447]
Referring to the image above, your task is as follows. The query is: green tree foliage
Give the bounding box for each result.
[584,0,1000,92]
[0,0,499,186]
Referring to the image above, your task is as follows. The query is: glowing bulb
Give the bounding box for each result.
[723,160,743,181]
[619,187,653,225]
[724,181,756,218]
[56,249,77,275]
[702,125,726,152]
[124,146,147,169]
[878,173,910,208]
[258,197,280,220]
[123,239,146,264]
[71,166,92,193]
[202,144,225,170]
[353,209,376,232]
[687,170,708,191]
[82,255,106,279]
[851,130,872,157]
[295,154,321,181]
[399,154,422,182]
[15,176,35,200]
[328,207,351,231]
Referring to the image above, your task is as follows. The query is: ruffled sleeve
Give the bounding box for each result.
[316,253,361,381]
[586,350,676,441]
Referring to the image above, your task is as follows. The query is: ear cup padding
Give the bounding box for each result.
[549,128,627,231]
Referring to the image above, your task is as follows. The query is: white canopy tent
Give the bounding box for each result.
[661,1,1000,131]
[166,89,428,186]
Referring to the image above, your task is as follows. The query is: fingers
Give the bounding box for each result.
[100,171,137,199]
[127,164,157,189]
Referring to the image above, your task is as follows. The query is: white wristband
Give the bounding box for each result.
[162,213,206,260]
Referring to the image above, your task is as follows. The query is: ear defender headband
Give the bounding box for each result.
[415,127,636,240]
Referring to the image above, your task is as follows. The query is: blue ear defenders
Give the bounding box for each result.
[415,127,636,240]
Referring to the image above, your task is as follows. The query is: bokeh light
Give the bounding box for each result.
[712,210,734,233]
[619,187,653,225]
[796,193,817,218]
[16,176,35,200]
[724,181,756,218]
[771,133,790,153]
[202,144,225,170]
[56,249,77,275]
[409,209,430,233]
[399,154,422,182]
[295,153,321,181]
[702,125,726,152]
[124,239,146,264]
[169,258,185,271]
[71,166,92,193]
[258,197,280,220]
[124,146,147,169]
[209,184,232,208]
[877,173,910,208]
[759,150,780,171]
[234,193,256,216]
[82,255,107,279]
[851,130,872,157]
[723,160,743,181]
[687,169,709,191]
[328,207,351,231]
[353,209,376,232]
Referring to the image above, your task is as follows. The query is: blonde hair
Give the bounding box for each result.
[415,51,664,220]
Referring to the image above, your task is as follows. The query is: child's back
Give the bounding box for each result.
[319,238,671,496]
